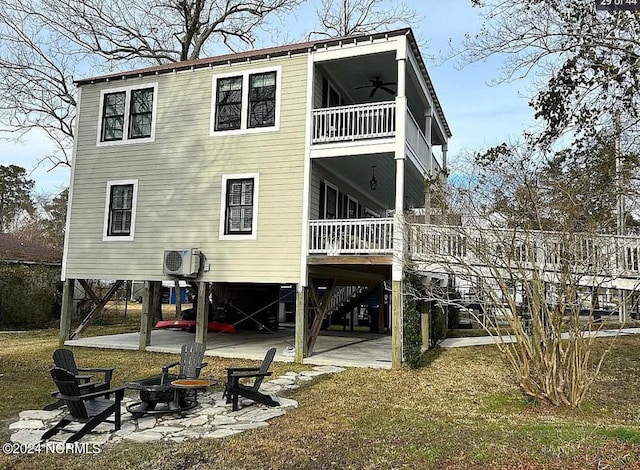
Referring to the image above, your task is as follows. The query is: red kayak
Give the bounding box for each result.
[155,320,236,333]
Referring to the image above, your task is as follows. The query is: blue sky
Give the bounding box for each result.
[0,0,537,194]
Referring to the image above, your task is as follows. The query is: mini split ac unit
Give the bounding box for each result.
[163,248,200,277]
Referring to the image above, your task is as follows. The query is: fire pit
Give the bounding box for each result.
[125,374,197,418]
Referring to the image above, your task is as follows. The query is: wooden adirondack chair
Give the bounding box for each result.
[44,348,115,410]
[223,347,279,411]
[160,342,208,407]
[41,368,125,443]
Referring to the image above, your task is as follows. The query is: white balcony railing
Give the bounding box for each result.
[408,224,640,276]
[307,221,640,285]
[405,111,432,171]
[312,102,396,144]
[309,218,394,255]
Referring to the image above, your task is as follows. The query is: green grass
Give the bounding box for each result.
[1,328,640,469]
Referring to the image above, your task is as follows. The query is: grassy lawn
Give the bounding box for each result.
[1,326,640,469]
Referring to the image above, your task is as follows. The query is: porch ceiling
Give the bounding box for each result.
[322,52,398,104]
[308,262,391,287]
[319,50,444,147]
[315,154,427,210]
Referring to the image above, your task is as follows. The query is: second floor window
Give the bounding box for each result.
[248,72,276,128]
[215,76,243,131]
[101,92,126,141]
[211,67,280,135]
[129,88,154,139]
[98,83,157,145]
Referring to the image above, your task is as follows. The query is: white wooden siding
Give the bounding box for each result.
[65,55,308,283]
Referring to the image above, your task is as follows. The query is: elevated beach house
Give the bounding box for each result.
[60,28,451,368]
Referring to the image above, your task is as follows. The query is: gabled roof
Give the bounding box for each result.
[75,28,451,137]
[0,233,62,265]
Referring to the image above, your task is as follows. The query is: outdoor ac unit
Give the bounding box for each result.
[163,248,200,277]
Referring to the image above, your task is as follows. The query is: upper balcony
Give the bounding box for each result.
[311,102,439,173]
[309,40,451,175]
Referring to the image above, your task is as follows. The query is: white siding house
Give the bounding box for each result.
[60,28,452,368]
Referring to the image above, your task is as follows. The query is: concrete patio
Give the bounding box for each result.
[65,329,393,369]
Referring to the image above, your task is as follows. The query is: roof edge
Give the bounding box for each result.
[74,28,412,86]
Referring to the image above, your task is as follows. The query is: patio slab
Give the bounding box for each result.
[65,329,393,369]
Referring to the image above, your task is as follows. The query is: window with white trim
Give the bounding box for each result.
[215,76,243,131]
[210,67,281,135]
[219,174,259,239]
[101,92,126,141]
[97,83,158,145]
[248,71,276,128]
[129,88,154,139]
[226,179,254,234]
[103,180,138,241]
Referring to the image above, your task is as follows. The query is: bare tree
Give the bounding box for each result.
[454,0,640,152]
[0,6,78,167]
[406,147,633,407]
[0,0,302,168]
[310,0,419,38]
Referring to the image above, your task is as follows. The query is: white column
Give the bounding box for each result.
[424,107,433,172]
[393,54,407,282]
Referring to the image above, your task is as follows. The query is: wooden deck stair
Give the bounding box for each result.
[307,282,378,355]
[327,285,376,326]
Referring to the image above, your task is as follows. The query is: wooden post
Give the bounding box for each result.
[195,281,208,346]
[174,280,182,318]
[392,280,403,369]
[421,301,430,350]
[294,284,308,364]
[139,281,157,350]
[59,279,75,346]
[307,279,337,355]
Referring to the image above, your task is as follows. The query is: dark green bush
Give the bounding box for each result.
[0,263,61,329]
[403,293,422,369]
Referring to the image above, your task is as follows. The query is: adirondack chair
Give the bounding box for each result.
[160,342,208,407]
[43,348,115,410]
[223,347,279,411]
[41,368,125,443]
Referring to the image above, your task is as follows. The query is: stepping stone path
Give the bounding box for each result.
[8,365,345,447]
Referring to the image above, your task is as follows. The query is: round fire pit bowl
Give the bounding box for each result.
[125,374,190,418]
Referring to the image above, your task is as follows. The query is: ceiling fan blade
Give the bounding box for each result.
[368,88,377,98]
[382,81,396,86]
[355,85,372,90]
[381,86,396,95]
